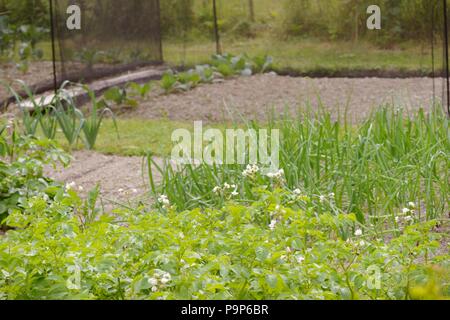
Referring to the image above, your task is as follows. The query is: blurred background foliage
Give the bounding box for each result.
[0,0,447,45]
[0,0,449,74]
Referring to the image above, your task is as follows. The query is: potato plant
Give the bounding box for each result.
[0,128,70,225]
[0,183,448,300]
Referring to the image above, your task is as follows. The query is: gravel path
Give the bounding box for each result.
[131,74,444,123]
[45,151,163,207]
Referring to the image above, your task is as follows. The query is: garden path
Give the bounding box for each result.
[45,151,162,206]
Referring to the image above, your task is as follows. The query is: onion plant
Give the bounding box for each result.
[148,105,449,229]
[81,85,118,150]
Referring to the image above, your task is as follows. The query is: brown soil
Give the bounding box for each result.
[129,74,443,123]
[0,61,55,102]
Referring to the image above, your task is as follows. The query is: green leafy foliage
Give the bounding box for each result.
[3,81,118,150]
[127,82,152,99]
[160,54,272,93]
[81,86,118,150]
[15,24,46,72]
[161,72,178,93]
[0,130,70,225]
[54,99,85,147]
[0,186,447,299]
[75,49,104,71]
[38,108,57,139]
[102,82,152,110]
[0,17,48,71]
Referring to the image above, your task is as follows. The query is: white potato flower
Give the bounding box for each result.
[269,219,277,230]
[65,181,77,191]
[242,164,260,177]
[148,278,158,286]
[158,195,170,207]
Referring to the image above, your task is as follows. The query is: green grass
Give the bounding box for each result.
[40,118,231,157]
[163,37,441,75]
[1,36,441,77]
[48,118,187,157]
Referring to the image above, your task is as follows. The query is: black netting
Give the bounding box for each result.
[51,0,163,85]
[158,0,216,67]
[1,0,447,114]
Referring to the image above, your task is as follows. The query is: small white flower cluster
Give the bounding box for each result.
[268,204,287,230]
[319,193,335,203]
[395,202,416,224]
[5,118,14,133]
[212,183,238,196]
[281,247,310,264]
[118,188,139,195]
[291,188,310,202]
[242,164,260,178]
[158,195,171,209]
[65,181,83,192]
[345,229,366,247]
[266,169,284,180]
[346,238,366,247]
[148,270,172,292]
[354,229,366,246]
[180,259,197,271]
[268,219,277,231]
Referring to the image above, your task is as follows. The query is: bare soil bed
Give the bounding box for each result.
[130,74,443,123]
[0,61,55,102]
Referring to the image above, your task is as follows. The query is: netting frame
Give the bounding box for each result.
[49,0,164,90]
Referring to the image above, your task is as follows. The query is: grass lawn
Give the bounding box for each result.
[163,37,441,75]
[48,118,186,157]
[18,36,442,77]
[46,118,234,157]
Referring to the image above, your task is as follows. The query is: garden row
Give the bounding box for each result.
[0,129,448,299]
[3,53,273,150]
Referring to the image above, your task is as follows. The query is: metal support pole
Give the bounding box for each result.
[212,0,221,55]
[49,0,58,94]
[444,0,450,115]
[155,0,163,62]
